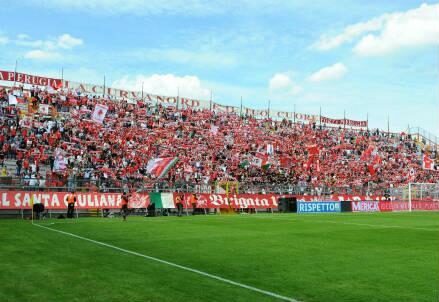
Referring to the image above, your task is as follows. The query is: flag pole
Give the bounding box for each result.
[319,106,322,128]
[387,114,390,136]
[366,112,369,131]
[103,75,106,98]
[61,67,64,90]
[294,104,297,123]
[343,110,346,130]
[141,81,144,100]
[177,87,180,110]
[13,59,18,88]
[209,90,213,112]
[267,99,271,118]
[240,96,243,117]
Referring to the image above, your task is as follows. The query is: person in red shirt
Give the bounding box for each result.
[23,159,29,172]
[121,192,129,221]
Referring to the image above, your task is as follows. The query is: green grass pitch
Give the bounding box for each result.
[1,212,438,302]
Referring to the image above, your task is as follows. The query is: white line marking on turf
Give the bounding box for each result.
[228,215,438,231]
[34,223,300,302]
[315,220,438,232]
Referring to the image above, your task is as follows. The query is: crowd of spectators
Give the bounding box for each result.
[0,85,437,195]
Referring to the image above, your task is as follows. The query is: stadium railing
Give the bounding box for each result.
[0,176,387,196]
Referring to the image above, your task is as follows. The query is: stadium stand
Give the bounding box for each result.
[0,84,437,197]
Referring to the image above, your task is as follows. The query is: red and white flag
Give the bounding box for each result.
[307,144,320,157]
[252,152,268,168]
[422,154,435,170]
[39,104,50,115]
[210,125,219,136]
[91,104,108,124]
[267,144,274,155]
[184,164,194,173]
[146,157,179,178]
[368,164,376,176]
[361,145,374,161]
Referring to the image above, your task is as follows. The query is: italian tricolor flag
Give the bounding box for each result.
[149,193,175,208]
[146,157,179,178]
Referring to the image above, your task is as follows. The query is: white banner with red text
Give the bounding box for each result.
[0,190,438,211]
[0,191,150,209]
[0,69,367,127]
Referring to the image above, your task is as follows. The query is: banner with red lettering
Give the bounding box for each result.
[422,154,435,170]
[175,193,280,209]
[0,69,367,127]
[296,194,388,202]
[0,191,150,209]
[91,104,108,124]
[321,116,367,128]
[0,70,62,88]
[352,200,439,212]
[174,193,399,209]
[1,190,438,211]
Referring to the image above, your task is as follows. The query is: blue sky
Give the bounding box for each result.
[0,0,438,135]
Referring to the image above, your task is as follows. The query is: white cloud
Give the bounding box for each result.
[0,35,8,45]
[57,34,83,49]
[269,73,302,95]
[17,34,30,40]
[308,63,347,82]
[314,3,439,55]
[354,4,439,56]
[14,33,83,50]
[313,17,385,50]
[112,74,211,99]
[24,50,62,61]
[10,33,83,61]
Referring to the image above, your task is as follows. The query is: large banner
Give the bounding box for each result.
[321,116,368,128]
[0,190,437,211]
[352,201,439,212]
[352,201,389,212]
[0,70,62,88]
[0,69,367,127]
[176,193,280,209]
[91,103,108,124]
[296,194,389,202]
[0,191,150,209]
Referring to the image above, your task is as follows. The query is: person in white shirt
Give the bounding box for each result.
[29,175,38,189]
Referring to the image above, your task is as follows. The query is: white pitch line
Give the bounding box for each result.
[225,215,438,231]
[34,223,300,302]
[315,220,438,232]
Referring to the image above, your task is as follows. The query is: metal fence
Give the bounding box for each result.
[408,127,438,150]
[0,176,392,196]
